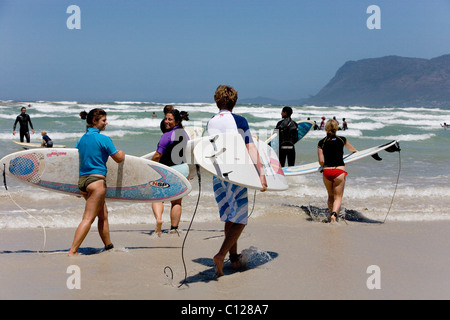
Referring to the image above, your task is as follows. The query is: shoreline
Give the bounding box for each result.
[1,215,449,300]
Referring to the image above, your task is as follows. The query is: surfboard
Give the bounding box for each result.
[282,140,400,176]
[184,126,204,140]
[12,140,66,148]
[1,148,192,202]
[265,120,314,150]
[193,132,288,191]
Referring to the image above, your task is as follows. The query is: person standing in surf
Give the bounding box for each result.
[318,119,357,223]
[68,108,125,256]
[151,108,189,236]
[13,106,35,142]
[207,85,267,277]
[273,106,298,167]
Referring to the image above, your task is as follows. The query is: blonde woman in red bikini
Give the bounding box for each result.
[318,119,357,222]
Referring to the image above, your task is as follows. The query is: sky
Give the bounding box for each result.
[0,0,449,103]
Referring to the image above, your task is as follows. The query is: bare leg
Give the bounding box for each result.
[152,202,164,236]
[331,174,346,214]
[97,203,112,247]
[323,176,335,220]
[169,199,182,228]
[214,222,245,277]
[68,180,107,256]
[322,174,346,222]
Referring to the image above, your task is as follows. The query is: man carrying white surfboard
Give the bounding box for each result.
[207,85,267,277]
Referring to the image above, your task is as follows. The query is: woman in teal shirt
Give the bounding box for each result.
[68,108,125,256]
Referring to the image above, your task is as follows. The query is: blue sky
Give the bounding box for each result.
[1,0,449,102]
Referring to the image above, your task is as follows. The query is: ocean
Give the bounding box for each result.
[1,100,449,229]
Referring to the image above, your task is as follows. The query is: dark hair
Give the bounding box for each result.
[79,111,87,120]
[80,108,106,127]
[166,109,183,124]
[163,105,174,114]
[282,106,293,117]
[180,111,189,121]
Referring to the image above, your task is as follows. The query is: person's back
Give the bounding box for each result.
[275,106,298,167]
[277,118,298,145]
[76,127,117,176]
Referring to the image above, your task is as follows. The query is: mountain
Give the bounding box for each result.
[306,54,450,108]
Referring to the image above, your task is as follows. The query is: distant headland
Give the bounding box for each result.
[242,54,450,108]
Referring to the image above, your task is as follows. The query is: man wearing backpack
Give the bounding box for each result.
[274,106,298,167]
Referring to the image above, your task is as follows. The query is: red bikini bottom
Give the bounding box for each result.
[323,168,348,182]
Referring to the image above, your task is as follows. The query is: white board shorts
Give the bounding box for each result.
[213,177,248,225]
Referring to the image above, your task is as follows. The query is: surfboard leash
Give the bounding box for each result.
[2,163,47,254]
[164,164,202,288]
[247,190,257,219]
[382,144,401,223]
[2,163,7,191]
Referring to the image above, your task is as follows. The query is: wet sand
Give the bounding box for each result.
[1,214,449,301]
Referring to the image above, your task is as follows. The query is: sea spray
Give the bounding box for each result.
[240,246,274,269]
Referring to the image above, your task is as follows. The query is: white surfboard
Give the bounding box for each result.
[193,132,288,191]
[12,140,66,148]
[184,126,204,140]
[1,148,192,202]
[283,140,400,176]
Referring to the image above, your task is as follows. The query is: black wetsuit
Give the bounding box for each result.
[318,135,347,167]
[275,117,298,167]
[13,113,34,143]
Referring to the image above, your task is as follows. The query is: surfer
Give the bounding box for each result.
[68,108,125,256]
[441,122,448,129]
[160,105,174,133]
[319,116,326,130]
[40,131,53,148]
[13,106,35,143]
[273,106,298,167]
[318,119,357,223]
[151,109,189,236]
[342,118,348,131]
[207,85,267,277]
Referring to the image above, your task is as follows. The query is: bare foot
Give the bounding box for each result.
[68,251,78,257]
[213,254,225,277]
[155,221,163,237]
[230,254,242,270]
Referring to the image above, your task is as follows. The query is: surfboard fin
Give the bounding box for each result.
[371,153,382,161]
[206,148,226,159]
[223,171,233,179]
[385,141,401,153]
[209,135,219,143]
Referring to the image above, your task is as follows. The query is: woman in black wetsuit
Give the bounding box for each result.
[318,119,357,222]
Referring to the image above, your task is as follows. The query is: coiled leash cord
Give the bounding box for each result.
[2,163,47,253]
[164,165,202,288]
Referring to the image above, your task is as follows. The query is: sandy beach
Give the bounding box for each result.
[1,212,449,301]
